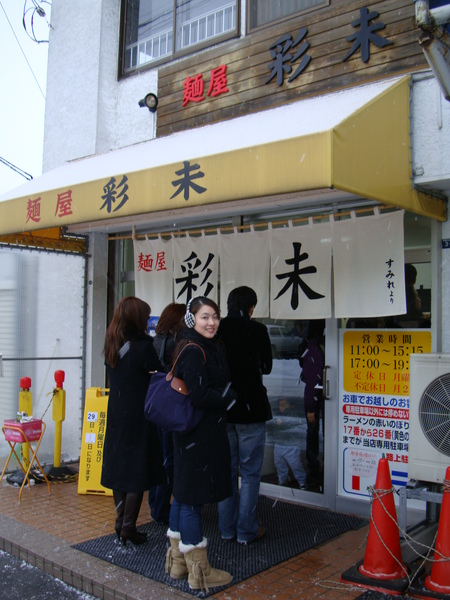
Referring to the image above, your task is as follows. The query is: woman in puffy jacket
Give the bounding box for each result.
[165,296,237,592]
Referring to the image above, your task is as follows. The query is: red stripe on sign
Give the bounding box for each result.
[352,475,360,490]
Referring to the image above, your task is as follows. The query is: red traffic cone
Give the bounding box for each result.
[358,457,408,580]
[425,466,450,594]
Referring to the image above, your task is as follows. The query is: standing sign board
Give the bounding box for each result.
[78,388,112,496]
[338,329,431,497]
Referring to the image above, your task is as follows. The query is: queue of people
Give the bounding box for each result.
[101,290,324,591]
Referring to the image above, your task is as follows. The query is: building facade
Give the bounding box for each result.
[0,0,450,518]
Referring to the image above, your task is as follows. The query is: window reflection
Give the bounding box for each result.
[258,319,324,493]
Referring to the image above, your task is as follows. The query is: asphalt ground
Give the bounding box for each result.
[0,549,99,600]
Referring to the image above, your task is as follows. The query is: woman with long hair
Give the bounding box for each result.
[101,296,164,545]
[148,302,186,524]
[165,296,237,592]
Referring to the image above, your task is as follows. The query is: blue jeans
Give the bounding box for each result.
[148,428,174,523]
[218,422,265,543]
[169,498,203,545]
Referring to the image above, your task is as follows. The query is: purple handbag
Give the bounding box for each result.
[144,343,205,434]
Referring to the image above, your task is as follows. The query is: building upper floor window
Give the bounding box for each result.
[122,0,238,73]
[248,0,328,31]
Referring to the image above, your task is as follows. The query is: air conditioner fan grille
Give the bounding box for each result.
[418,372,450,457]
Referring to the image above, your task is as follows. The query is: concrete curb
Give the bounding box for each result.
[0,514,191,600]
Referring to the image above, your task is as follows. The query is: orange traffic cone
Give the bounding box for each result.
[358,457,408,580]
[425,466,450,594]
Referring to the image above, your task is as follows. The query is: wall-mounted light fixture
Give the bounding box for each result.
[138,93,159,113]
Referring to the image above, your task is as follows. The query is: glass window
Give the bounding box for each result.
[122,0,238,73]
[248,0,328,31]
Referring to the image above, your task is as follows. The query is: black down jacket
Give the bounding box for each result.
[216,312,273,424]
[172,328,237,505]
[101,334,165,492]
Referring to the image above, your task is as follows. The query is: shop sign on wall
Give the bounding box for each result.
[338,329,431,498]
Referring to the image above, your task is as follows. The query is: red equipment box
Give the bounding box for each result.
[3,419,43,443]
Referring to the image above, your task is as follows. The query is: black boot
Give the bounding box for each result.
[120,492,147,546]
[113,490,127,539]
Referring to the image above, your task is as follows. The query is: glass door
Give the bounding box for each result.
[258,317,337,508]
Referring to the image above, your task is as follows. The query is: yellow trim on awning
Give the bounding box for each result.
[333,77,444,220]
[0,77,445,237]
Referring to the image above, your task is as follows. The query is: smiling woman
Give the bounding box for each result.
[164,296,238,591]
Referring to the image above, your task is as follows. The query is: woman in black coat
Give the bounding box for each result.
[101,296,165,546]
[148,302,186,524]
[165,297,237,592]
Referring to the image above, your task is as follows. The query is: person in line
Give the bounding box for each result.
[217,286,273,545]
[165,296,237,591]
[101,296,165,546]
[266,398,307,489]
[300,319,325,488]
[147,302,186,525]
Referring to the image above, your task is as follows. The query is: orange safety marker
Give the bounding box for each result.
[359,457,408,580]
[341,456,412,595]
[424,466,450,595]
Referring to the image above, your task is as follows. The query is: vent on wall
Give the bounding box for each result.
[409,353,450,483]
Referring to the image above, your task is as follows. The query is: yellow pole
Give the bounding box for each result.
[52,371,66,469]
[18,377,32,471]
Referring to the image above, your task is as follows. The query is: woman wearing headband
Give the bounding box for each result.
[165,296,237,592]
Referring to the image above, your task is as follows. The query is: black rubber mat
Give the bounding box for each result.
[73,496,366,598]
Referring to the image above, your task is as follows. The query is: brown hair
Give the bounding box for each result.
[103,296,150,367]
[155,303,186,336]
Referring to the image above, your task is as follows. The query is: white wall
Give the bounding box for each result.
[44,0,158,172]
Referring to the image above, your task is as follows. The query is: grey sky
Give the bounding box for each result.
[0,0,50,196]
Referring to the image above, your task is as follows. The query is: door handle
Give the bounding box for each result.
[323,365,330,400]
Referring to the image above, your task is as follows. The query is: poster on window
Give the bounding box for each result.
[134,237,173,316]
[332,210,405,319]
[338,328,431,498]
[173,234,219,305]
[219,228,270,317]
[269,222,332,319]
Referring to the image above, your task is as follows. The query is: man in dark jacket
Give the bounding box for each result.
[217,286,273,544]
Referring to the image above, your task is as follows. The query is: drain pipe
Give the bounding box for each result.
[415,0,450,101]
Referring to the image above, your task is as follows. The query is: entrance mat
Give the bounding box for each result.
[73,496,366,598]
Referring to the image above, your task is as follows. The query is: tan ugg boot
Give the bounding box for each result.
[165,529,188,580]
[179,537,232,592]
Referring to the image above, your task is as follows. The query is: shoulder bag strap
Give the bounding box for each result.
[168,342,206,377]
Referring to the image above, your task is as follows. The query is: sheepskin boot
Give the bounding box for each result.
[179,537,232,592]
[165,529,188,580]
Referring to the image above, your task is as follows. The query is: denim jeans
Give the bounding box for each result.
[148,428,174,523]
[274,444,307,485]
[169,498,203,545]
[218,422,265,543]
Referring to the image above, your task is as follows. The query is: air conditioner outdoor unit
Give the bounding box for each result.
[409,353,450,484]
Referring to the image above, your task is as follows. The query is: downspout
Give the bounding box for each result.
[415,0,450,101]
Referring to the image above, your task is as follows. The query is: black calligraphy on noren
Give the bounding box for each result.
[275,242,325,310]
[176,251,215,302]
